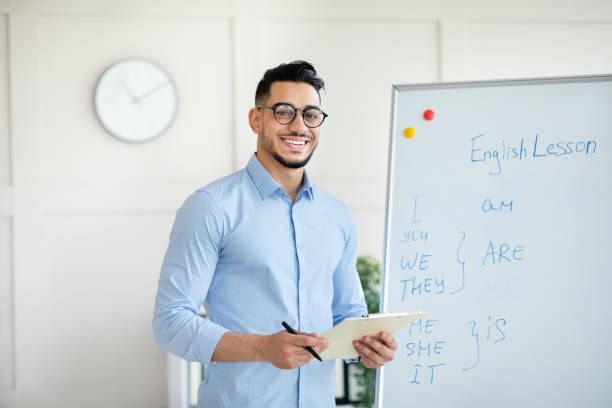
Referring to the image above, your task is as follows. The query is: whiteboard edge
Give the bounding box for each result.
[392,73,612,91]
[375,85,400,408]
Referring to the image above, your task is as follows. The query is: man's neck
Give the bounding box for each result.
[256,150,304,203]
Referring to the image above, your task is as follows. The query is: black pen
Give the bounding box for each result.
[281,321,322,362]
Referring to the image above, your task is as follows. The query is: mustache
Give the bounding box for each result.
[280,132,313,141]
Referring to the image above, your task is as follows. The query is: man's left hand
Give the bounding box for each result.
[352,331,397,368]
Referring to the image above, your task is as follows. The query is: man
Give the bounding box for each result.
[153,61,397,407]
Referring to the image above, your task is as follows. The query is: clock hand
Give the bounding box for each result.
[118,80,138,103]
[134,81,171,103]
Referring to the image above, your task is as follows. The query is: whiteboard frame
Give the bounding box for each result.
[375,73,612,408]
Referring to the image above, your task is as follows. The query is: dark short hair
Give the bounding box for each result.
[255,60,325,105]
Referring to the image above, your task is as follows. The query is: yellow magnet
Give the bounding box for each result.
[404,127,415,138]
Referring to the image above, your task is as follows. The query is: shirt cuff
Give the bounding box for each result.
[197,319,229,363]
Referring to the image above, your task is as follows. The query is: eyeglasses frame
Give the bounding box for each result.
[256,102,328,128]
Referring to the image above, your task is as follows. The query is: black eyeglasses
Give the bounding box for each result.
[256,103,328,128]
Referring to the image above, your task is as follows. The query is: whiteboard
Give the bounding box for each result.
[377,75,612,408]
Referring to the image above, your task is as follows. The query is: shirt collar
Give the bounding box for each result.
[299,169,315,201]
[246,153,315,201]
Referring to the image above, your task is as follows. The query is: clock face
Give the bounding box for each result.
[94,58,178,143]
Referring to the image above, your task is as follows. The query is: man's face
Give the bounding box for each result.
[256,81,321,169]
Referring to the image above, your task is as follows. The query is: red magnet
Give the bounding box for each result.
[423,109,435,121]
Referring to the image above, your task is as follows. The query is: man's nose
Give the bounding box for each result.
[287,111,308,134]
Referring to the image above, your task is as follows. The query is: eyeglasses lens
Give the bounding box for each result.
[303,108,323,127]
[273,105,296,124]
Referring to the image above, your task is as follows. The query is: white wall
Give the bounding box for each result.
[0,0,611,406]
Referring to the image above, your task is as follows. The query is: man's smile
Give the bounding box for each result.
[280,136,311,151]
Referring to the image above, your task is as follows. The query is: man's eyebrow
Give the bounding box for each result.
[303,104,320,110]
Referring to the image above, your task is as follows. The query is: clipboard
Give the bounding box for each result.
[319,311,427,360]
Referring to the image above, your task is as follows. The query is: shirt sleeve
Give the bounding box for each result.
[152,191,228,363]
[331,209,369,326]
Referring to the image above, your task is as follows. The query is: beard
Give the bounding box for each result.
[261,130,317,169]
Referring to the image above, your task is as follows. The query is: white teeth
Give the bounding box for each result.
[283,139,305,145]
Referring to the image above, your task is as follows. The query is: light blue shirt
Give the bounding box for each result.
[153,154,367,407]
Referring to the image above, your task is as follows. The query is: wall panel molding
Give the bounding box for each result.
[11,0,612,22]
[5,5,47,403]
[42,183,197,216]
[0,187,12,216]
[0,13,11,188]
[438,19,468,81]
[465,20,612,79]
[0,215,14,390]
[40,180,386,216]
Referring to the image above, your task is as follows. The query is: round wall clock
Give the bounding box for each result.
[94,58,179,143]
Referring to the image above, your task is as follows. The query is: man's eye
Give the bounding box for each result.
[276,110,292,117]
[305,111,320,120]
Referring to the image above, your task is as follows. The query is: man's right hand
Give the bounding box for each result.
[262,331,329,369]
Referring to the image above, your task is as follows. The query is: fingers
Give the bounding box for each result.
[366,332,396,359]
[297,331,324,351]
[269,331,320,369]
[310,336,329,354]
[274,331,329,369]
[288,346,313,361]
[353,339,386,367]
[352,332,397,368]
[293,334,329,356]
[277,340,313,369]
[291,333,328,349]
[380,331,398,350]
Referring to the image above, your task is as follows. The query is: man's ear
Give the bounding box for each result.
[248,108,261,134]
